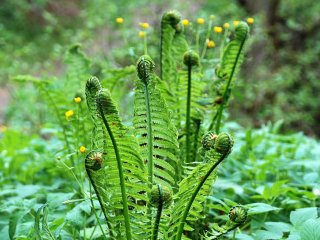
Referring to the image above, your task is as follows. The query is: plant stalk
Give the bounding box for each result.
[175,151,229,240]
[98,105,132,240]
[208,32,246,133]
[152,184,163,240]
[185,64,192,163]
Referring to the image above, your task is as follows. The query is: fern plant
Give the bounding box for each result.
[84,10,250,240]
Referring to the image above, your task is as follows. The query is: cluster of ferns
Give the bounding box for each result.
[84,10,250,240]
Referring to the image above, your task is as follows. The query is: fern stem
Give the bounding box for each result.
[88,183,109,239]
[98,105,132,240]
[144,83,154,188]
[175,152,229,240]
[208,32,247,133]
[185,64,192,163]
[152,184,163,240]
[192,119,201,162]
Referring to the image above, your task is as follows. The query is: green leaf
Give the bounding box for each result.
[264,222,291,235]
[300,219,320,240]
[255,230,282,240]
[290,207,318,226]
[247,203,281,215]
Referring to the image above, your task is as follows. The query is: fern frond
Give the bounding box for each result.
[169,133,234,239]
[134,56,180,190]
[64,44,91,86]
[209,22,250,132]
[217,22,249,82]
[85,79,150,239]
[160,10,181,88]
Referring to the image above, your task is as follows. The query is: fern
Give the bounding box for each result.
[82,10,251,240]
[160,10,181,89]
[85,78,150,239]
[134,55,180,190]
[209,22,250,133]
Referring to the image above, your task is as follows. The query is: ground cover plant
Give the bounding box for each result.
[0,5,319,240]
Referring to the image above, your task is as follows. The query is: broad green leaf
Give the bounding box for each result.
[290,207,318,226]
[247,203,281,215]
[300,218,320,240]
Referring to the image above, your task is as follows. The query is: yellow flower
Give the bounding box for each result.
[247,17,254,24]
[65,110,74,120]
[207,40,215,48]
[197,18,205,24]
[213,26,223,33]
[79,146,86,153]
[182,19,189,26]
[138,31,146,38]
[223,23,230,28]
[116,17,124,24]
[0,125,7,132]
[74,97,81,103]
[233,20,240,27]
[139,22,150,29]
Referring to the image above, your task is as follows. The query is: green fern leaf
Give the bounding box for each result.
[134,55,180,190]
[169,133,234,239]
[217,22,249,83]
[85,78,150,239]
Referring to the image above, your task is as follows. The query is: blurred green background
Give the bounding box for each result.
[1,0,320,136]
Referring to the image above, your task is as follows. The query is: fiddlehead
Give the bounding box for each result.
[229,205,247,224]
[207,206,248,239]
[150,184,173,240]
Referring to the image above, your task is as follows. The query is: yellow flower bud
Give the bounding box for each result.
[115,17,124,24]
[210,15,215,20]
[80,146,86,153]
[233,20,240,27]
[223,23,230,28]
[207,40,215,48]
[138,31,146,38]
[197,18,205,24]
[74,97,81,103]
[181,19,189,26]
[213,26,223,33]
[139,22,150,29]
[247,17,254,24]
[65,110,74,120]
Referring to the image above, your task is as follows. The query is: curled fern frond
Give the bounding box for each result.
[183,50,200,67]
[137,55,156,83]
[201,131,218,150]
[150,184,173,209]
[214,133,234,155]
[162,10,181,28]
[229,205,247,224]
[85,150,103,171]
